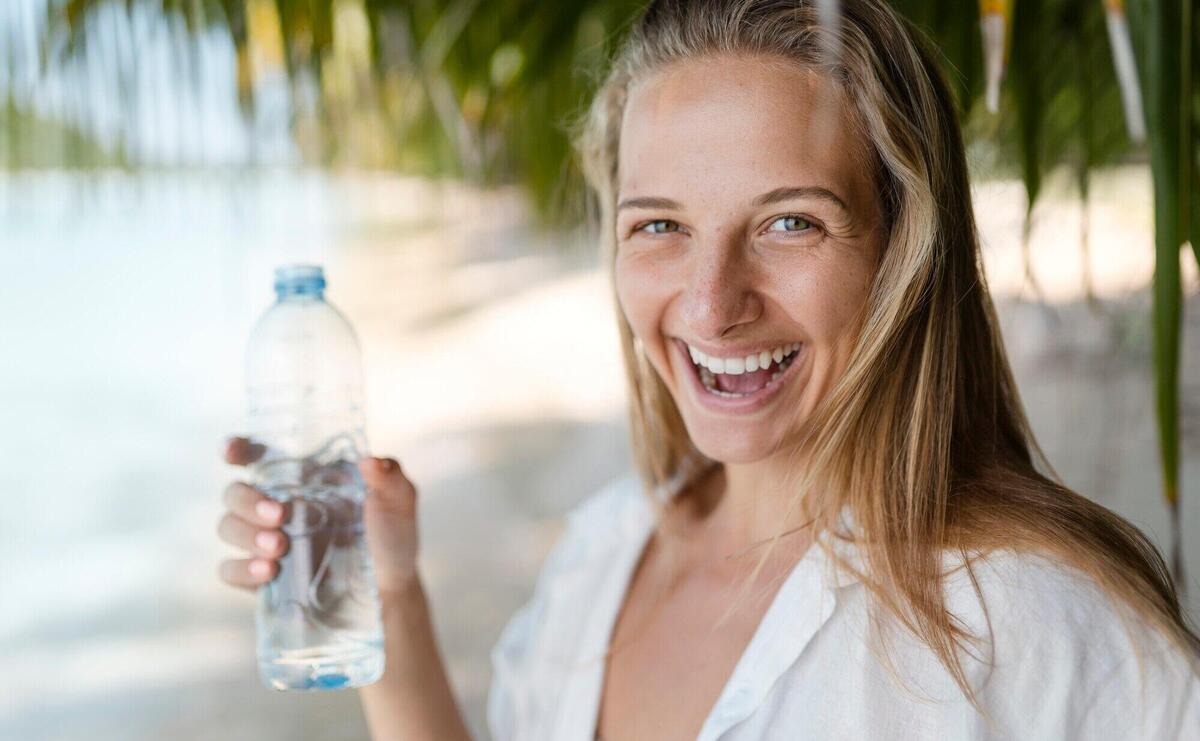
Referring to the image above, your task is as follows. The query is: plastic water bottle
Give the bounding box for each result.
[245,264,385,691]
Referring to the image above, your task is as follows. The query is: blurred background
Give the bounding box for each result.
[1,1,1198,739]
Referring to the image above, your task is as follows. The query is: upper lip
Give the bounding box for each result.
[674,337,802,358]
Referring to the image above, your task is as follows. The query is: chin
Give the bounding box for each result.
[682,421,782,464]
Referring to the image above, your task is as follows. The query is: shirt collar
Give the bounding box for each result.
[815,504,867,590]
[694,509,861,740]
[552,471,867,741]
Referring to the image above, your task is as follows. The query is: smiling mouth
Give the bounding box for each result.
[682,340,802,398]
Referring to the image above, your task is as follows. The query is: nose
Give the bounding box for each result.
[678,241,763,341]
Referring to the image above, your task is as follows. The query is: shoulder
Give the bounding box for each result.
[562,469,645,535]
[939,547,1183,666]
[943,548,1125,639]
[546,469,647,572]
[508,467,645,611]
[941,548,1172,657]
[487,470,647,740]
[939,548,1200,737]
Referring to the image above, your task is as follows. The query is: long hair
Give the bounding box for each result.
[572,0,1200,708]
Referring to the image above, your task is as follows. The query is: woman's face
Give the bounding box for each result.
[614,54,886,463]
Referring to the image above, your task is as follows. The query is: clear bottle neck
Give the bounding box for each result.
[275,286,325,301]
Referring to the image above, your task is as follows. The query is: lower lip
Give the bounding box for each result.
[672,338,805,415]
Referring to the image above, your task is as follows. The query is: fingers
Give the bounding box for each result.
[222,481,287,528]
[218,557,278,591]
[224,436,266,466]
[359,456,417,518]
[216,510,290,558]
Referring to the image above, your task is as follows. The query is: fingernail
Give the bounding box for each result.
[250,560,270,577]
[378,458,394,472]
[256,500,282,521]
[256,531,278,551]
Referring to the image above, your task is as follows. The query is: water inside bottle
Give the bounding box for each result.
[253,433,385,691]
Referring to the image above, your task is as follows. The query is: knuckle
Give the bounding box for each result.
[390,476,416,496]
[222,481,246,508]
[217,559,238,584]
[217,513,251,547]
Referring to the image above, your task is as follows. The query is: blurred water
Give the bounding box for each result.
[1,170,334,629]
[0,171,340,732]
[0,169,623,740]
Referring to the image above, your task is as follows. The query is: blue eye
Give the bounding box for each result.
[638,219,681,235]
[766,215,814,234]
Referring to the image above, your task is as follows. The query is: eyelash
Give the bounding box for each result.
[632,214,818,238]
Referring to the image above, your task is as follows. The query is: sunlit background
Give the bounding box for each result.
[2,1,1198,739]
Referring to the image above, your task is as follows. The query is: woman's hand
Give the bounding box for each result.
[217,436,422,596]
[356,454,422,596]
[217,437,468,739]
[216,437,284,589]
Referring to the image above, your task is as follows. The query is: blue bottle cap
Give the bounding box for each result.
[274,264,326,297]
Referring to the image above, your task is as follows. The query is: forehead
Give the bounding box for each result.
[617,54,870,205]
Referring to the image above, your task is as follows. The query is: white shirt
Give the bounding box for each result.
[487,471,1200,740]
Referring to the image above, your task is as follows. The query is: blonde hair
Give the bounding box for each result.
[572,0,1200,711]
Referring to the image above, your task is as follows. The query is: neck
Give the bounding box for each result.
[667,449,815,564]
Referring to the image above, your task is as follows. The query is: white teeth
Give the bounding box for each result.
[686,340,800,376]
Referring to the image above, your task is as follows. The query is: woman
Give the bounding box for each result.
[217,0,1200,738]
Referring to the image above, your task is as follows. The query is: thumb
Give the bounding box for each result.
[359,457,417,519]
[358,456,421,592]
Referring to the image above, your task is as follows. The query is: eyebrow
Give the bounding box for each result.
[616,185,850,214]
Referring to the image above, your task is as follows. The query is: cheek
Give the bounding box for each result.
[779,255,875,342]
[613,254,666,334]
[833,254,878,324]
[614,254,682,380]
